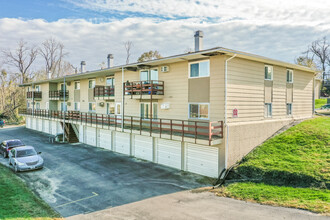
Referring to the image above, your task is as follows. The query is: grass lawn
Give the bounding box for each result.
[213,117,330,214]
[0,164,61,220]
[315,99,327,109]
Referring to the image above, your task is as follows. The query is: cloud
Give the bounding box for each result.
[0,17,329,71]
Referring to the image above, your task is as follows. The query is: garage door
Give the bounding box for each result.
[115,132,130,155]
[99,129,112,150]
[79,125,84,143]
[31,118,37,130]
[51,121,58,135]
[186,143,218,178]
[43,120,50,134]
[37,119,43,132]
[134,135,153,161]
[157,139,181,170]
[26,117,31,129]
[86,126,96,146]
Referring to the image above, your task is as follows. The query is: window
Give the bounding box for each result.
[106,77,115,87]
[61,102,67,111]
[60,83,66,91]
[74,102,80,111]
[287,69,293,83]
[265,65,273,80]
[287,103,292,116]
[115,103,121,115]
[189,103,209,119]
[265,103,272,117]
[89,102,96,112]
[106,102,115,114]
[46,102,49,110]
[140,103,158,119]
[74,81,80,90]
[27,102,30,108]
[89,79,96,89]
[35,85,41,92]
[35,102,40,110]
[140,69,158,81]
[189,61,210,78]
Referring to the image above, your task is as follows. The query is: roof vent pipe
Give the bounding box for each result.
[48,71,52,79]
[107,54,114,68]
[194,30,203,52]
[80,61,86,73]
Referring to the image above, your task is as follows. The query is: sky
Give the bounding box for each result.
[0,0,330,71]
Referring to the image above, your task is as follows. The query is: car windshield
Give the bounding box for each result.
[8,140,24,147]
[16,149,37,158]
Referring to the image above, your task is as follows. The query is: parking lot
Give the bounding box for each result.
[0,126,210,217]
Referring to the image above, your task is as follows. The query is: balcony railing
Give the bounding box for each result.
[124,80,164,99]
[27,91,42,99]
[19,108,223,146]
[94,86,115,99]
[49,90,69,100]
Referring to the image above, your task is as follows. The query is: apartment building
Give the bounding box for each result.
[19,31,316,178]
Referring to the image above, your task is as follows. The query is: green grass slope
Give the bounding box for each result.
[315,99,327,109]
[0,164,61,220]
[214,117,330,214]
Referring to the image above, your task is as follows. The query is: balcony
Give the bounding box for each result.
[124,80,164,99]
[49,90,69,100]
[27,91,42,100]
[94,86,115,100]
[18,108,223,146]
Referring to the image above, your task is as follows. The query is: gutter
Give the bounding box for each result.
[224,54,236,169]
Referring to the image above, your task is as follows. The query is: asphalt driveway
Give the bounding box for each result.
[0,126,210,217]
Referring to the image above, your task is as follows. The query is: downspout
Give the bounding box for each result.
[224,54,236,169]
[63,76,66,143]
[32,83,35,117]
[121,67,124,131]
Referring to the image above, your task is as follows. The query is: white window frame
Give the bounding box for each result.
[140,102,158,120]
[188,60,210,78]
[188,103,210,120]
[106,102,115,115]
[60,83,66,91]
[60,102,67,111]
[264,65,273,81]
[115,103,121,115]
[74,81,80,90]
[35,102,41,110]
[88,102,96,112]
[286,69,293,83]
[106,77,115,87]
[139,69,159,81]
[88,79,96,89]
[35,85,41,92]
[264,103,272,118]
[74,102,80,111]
[286,103,292,116]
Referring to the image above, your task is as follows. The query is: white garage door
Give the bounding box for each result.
[43,120,50,134]
[157,139,181,170]
[79,125,84,143]
[51,121,58,135]
[134,135,153,161]
[86,126,96,146]
[186,143,218,178]
[99,129,112,150]
[31,118,37,130]
[37,119,43,132]
[115,132,130,155]
[26,117,31,129]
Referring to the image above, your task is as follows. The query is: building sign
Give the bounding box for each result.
[233,108,238,118]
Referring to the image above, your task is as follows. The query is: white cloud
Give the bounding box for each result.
[0,17,329,71]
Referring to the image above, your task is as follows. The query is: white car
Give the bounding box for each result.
[8,146,44,172]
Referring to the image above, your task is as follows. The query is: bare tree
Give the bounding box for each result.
[305,37,330,81]
[2,40,38,84]
[124,41,133,64]
[39,37,69,78]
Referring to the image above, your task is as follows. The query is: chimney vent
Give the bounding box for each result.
[80,61,86,73]
[48,71,52,79]
[194,30,204,52]
[107,54,114,68]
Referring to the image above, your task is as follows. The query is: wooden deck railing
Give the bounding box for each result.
[124,80,164,98]
[94,86,115,98]
[49,90,69,99]
[27,91,42,99]
[19,109,223,145]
